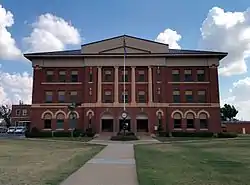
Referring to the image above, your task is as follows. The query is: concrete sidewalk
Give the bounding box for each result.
[60,144,138,185]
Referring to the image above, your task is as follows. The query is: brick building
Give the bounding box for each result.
[11,103,31,127]
[24,35,227,134]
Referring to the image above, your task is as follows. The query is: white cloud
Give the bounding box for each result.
[221,77,250,120]
[0,66,32,105]
[200,7,250,76]
[23,13,81,52]
[0,4,22,60]
[155,28,182,49]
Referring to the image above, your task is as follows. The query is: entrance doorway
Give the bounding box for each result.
[101,119,114,132]
[119,119,131,131]
[137,119,149,132]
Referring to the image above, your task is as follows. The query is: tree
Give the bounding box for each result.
[0,105,11,128]
[220,104,238,121]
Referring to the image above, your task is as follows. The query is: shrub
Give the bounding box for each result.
[53,131,71,137]
[171,132,214,137]
[25,131,52,138]
[217,132,237,138]
[110,135,138,141]
[117,131,135,136]
[158,131,170,137]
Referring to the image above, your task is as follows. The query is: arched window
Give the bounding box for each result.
[56,113,65,129]
[173,113,182,129]
[199,113,208,129]
[186,113,195,129]
[43,113,52,129]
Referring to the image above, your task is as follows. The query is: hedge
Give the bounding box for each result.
[110,135,138,141]
[171,132,214,137]
[217,132,237,138]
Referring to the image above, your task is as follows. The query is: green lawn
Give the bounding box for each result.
[0,139,104,185]
[135,139,250,185]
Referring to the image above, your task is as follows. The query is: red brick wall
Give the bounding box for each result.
[223,121,250,134]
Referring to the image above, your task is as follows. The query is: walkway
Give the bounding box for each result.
[60,143,138,185]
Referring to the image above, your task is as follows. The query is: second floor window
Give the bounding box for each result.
[69,91,78,102]
[104,70,112,82]
[58,91,65,103]
[197,90,206,103]
[184,70,192,81]
[71,71,78,82]
[59,71,66,82]
[46,71,54,82]
[185,90,193,103]
[121,91,129,103]
[16,109,21,116]
[138,70,145,82]
[173,90,180,103]
[45,91,53,103]
[138,91,146,103]
[121,70,129,82]
[103,90,112,103]
[22,109,27,116]
[197,69,205,81]
[172,70,180,82]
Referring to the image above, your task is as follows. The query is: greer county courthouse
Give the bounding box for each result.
[24,35,227,134]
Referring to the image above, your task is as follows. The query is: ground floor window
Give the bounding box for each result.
[101,119,113,132]
[200,119,208,129]
[173,112,182,128]
[69,119,77,129]
[186,113,195,129]
[44,119,51,129]
[56,119,64,129]
[137,119,148,132]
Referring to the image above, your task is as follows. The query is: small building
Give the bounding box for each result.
[11,102,31,128]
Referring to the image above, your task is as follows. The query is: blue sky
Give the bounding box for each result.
[0,0,250,119]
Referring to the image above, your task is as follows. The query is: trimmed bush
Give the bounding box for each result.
[158,131,170,137]
[171,132,214,137]
[117,131,135,136]
[53,131,71,137]
[25,131,52,138]
[217,132,237,138]
[110,135,138,141]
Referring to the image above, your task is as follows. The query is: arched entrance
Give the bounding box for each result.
[101,112,114,132]
[136,113,149,132]
[119,115,131,131]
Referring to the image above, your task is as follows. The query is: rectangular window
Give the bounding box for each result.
[44,120,51,129]
[59,71,66,82]
[138,91,146,103]
[187,119,195,128]
[121,91,129,103]
[71,71,78,82]
[197,90,206,103]
[45,91,53,103]
[104,70,113,82]
[22,109,27,116]
[185,90,193,103]
[138,70,145,82]
[173,90,181,103]
[89,73,93,82]
[197,69,205,81]
[69,91,78,103]
[103,90,112,103]
[156,67,161,82]
[121,70,129,82]
[58,91,65,103]
[16,109,21,116]
[46,71,54,82]
[174,119,181,128]
[56,119,64,129]
[172,70,180,82]
[184,69,192,81]
[200,119,208,129]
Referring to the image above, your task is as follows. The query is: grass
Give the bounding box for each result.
[39,137,94,142]
[135,138,250,185]
[0,139,104,185]
[154,136,217,142]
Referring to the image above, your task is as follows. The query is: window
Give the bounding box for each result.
[185,90,193,103]
[157,88,161,102]
[172,70,180,82]
[173,113,182,128]
[22,109,27,116]
[121,91,129,103]
[138,70,145,82]
[58,91,65,103]
[197,90,206,103]
[46,71,54,82]
[69,91,78,102]
[156,67,161,81]
[69,112,77,129]
[138,91,146,103]
[45,91,53,103]
[58,71,66,82]
[44,120,51,129]
[103,90,112,103]
[71,71,78,82]
[16,109,21,116]
[121,70,129,82]
[173,90,180,103]
[184,69,192,81]
[186,113,195,129]
[197,69,205,81]
[104,70,113,82]
[56,113,64,129]
[199,113,208,129]
[89,88,92,96]
[89,67,93,82]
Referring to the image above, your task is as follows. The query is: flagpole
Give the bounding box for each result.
[123,36,126,111]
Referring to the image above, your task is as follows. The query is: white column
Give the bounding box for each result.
[148,66,153,103]
[131,66,136,104]
[97,67,102,103]
[114,66,119,103]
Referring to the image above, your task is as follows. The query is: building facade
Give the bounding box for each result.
[24,35,227,134]
[11,103,31,127]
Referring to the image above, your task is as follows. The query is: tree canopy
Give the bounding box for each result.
[0,105,11,128]
[220,104,238,121]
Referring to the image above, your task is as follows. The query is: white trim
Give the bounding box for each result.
[41,82,82,85]
[86,109,94,116]
[184,110,197,118]
[171,110,184,118]
[55,110,67,119]
[200,128,209,131]
[41,110,54,119]
[42,129,52,131]
[67,111,80,119]
[156,109,164,116]
[197,110,210,118]
[56,128,64,131]
[168,82,210,84]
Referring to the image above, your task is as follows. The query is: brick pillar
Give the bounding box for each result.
[131,67,136,104]
[148,66,153,103]
[97,67,102,103]
[114,66,119,104]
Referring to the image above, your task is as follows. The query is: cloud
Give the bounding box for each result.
[0,66,32,105]
[0,4,22,60]
[200,7,250,76]
[23,13,81,52]
[155,28,182,49]
[221,77,250,120]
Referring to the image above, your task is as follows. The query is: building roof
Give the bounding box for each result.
[24,34,228,59]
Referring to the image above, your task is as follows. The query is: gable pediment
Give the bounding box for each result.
[81,35,169,54]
